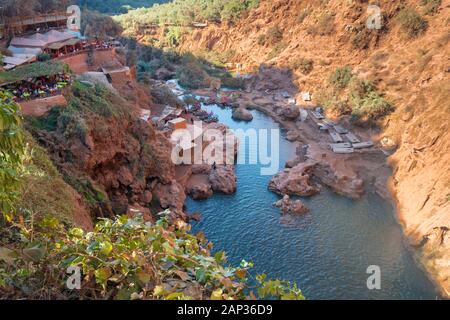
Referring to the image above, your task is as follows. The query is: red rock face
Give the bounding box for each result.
[32,97,180,220]
[268,162,320,197]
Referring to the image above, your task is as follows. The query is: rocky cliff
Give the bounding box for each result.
[26,81,186,222]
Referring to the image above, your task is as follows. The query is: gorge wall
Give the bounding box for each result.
[167,0,450,296]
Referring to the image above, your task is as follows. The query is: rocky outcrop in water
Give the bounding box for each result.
[273,195,309,215]
[279,105,300,121]
[209,165,237,194]
[232,107,253,121]
[186,179,214,200]
[313,161,364,199]
[268,162,319,197]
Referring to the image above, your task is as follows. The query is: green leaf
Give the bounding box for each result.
[99,241,113,255]
[210,288,223,300]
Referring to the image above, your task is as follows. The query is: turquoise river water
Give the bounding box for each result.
[185,103,438,300]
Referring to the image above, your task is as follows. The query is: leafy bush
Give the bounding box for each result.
[116,0,260,33]
[221,0,260,21]
[163,26,184,47]
[0,214,304,300]
[329,66,353,89]
[219,73,246,90]
[396,8,428,38]
[37,53,51,62]
[293,58,314,75]
[76,0,166,15]
[349,78,394,121]
[176,60,211,89]
[0,90,25,222]
[351,91,394,121]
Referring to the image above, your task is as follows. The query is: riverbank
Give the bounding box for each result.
[191,76,445,298]
[186,101,437,299]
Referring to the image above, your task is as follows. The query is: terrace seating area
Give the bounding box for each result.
[0,61,71,102]
[4,74,71,102]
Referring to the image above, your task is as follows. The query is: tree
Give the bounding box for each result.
[0,90,25,223]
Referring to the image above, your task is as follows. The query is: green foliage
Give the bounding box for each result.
[37,53,51,62]
[420,0,442,15]
[329,66,353,89]
[0,214,303,300]
[0,91,25,222]
[15,135,80,225]
[76,0,167,15]
[163,26,184,47]
[349,79,394,121]
[176,54,212,89]
[0,61,66,86]
[221,0,260,22]
[293,58,314,75]
[62,174,107,207]
[116,0,260,33]
[396,8,428,38]
[219,73,245,90]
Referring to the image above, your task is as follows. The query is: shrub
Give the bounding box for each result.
[351,91,394,121]
[257,34,267,46]
[307,13,335,36]
[420,0,442,15]
[265,26,283,45]
[349,78,394,121]
[267,42,288,60]
[0,90,25,222]
[221,0,260,21]
[0,214,304,300]
[293,58,314,75]
[176,62,211,89]
[396,8,428,38]
[329,66,353,89]
[352,28,375,50]
[220,73,246,90]
[37,53,51,62]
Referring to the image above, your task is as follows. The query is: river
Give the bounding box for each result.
[185,102,437,300]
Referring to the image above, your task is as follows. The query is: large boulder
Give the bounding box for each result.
[279,105,300,120]
[208,165,237,194]
[186,181,213,200]
[152,181,186,214]
[268,162,319,197]
[313,163,364,199]
[232,107,253,121]
[273,195,309,215]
